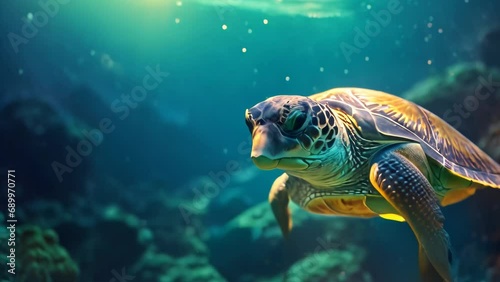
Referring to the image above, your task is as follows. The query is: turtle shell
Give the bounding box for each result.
[310,88,500,188]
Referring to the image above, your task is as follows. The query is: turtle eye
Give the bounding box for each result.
[283,110,307,133]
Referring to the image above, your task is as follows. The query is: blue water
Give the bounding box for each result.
[0,0,499,281]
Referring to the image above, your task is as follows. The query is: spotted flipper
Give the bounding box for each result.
[369,144,457,282]
[269,173,292,238]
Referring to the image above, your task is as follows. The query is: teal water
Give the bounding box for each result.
[0,0,499,281]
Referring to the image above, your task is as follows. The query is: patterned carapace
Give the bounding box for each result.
[310,88,500,188]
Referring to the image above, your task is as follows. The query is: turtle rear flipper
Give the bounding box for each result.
[369,144,457,282]
[269,173,292,238]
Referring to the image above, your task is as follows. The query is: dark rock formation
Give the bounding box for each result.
[479,121,500,163]
[54,206,147,282]
[480,27,500,69]
[0,99,89,204]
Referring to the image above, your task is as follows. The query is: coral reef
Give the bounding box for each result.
[127,183,209,258]
[15,225,79,282]
[223,201,309,240]
[259,245,372,282]
[132,250,226,282]
[207,201,368,281]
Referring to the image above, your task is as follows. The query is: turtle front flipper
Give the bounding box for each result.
[369,144,457,282]
[269,173,292,238]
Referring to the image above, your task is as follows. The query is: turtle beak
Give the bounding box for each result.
[248,119,278,169]
[251,129,280,170]
[245,108,276,170]
[244,108,279,170]
[246,108,309,171]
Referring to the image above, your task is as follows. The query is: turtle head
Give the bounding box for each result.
[245,95,340,172]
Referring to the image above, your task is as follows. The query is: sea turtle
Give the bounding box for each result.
[244,88,500,282]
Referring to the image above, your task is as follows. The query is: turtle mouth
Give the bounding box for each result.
[252,156,317,171]
[251,156,279,170]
